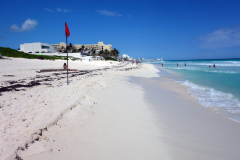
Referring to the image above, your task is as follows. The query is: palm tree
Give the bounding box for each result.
[104,49,110,57]
[99,50,104,57]
[92,50,96,57]
[81,45,85,51]
[69,43,73,52]
[111,48,120,58]
[72,46,77,52]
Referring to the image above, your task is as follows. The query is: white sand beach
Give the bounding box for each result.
[1,58,240,160]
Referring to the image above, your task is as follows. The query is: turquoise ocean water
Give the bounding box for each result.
[146,59,240,123]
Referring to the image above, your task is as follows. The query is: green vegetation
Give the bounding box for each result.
[0,47,68,60]
[98,48,119,58]
[71,57,82,61]
[105,57,118,61]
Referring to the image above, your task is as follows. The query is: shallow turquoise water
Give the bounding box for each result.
[145,59,240,123]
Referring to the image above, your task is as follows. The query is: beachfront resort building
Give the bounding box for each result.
[51,41,112,52]
[20,43,56,53]
[51,42,67,52]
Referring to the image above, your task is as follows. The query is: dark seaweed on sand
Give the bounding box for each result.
[0,63,140,96]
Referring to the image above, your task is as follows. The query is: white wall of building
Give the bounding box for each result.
[20,43,56,53]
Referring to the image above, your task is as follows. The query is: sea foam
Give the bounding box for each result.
[179,80,240,123]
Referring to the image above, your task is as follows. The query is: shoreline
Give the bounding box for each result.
[131,74,240,160]
[153,63,240,124]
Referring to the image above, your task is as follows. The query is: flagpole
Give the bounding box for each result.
[66,33,69,85]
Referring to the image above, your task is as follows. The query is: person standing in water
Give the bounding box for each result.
[213,63,216,67]
[185,63,186,66]
[162,63,163,67]
[177,63,178,67]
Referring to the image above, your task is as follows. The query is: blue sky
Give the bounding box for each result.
[1,0,240,60]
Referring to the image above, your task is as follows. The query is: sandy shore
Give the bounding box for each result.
[1,58,240,159]
[0,58,160,159]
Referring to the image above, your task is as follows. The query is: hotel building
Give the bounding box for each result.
[51,41,112,52]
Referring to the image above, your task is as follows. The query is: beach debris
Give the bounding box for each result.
[25,143,29,149]
[39,69,65,73]
[17,146,25,151]
[15,154,23,160]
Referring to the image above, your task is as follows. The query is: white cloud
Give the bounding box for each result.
[10,24,22,32]
[97,10,122,17]
[198,26,240,48]
[57,8,71,12]
[22,19,38,31]
[10,19,38,32]
[45,7,71,13]
[45,8,54,12]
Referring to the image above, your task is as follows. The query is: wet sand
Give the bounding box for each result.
[130,72,240,160]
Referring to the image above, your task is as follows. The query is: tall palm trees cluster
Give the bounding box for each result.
[98,48,119,58]
[62,43,120,59]
[83,48,119,58]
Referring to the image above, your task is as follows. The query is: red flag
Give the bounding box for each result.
[65,22,70,37]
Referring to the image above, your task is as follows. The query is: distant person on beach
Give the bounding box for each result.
[132,59,134,65]
[177,63,178,67]
[136,59,138,65]
[162,63,163,67]
[63,63,67,70]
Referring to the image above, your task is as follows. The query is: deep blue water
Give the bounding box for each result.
[145,59,240,123]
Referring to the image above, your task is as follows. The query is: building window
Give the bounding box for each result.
[36,51,39,53]
[41,45,49,49]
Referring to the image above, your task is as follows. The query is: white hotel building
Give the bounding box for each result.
[20,42,56,53]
